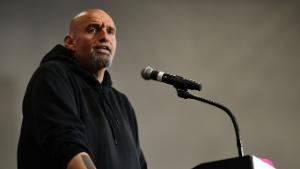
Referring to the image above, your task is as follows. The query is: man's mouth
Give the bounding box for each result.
[94,45,111,54]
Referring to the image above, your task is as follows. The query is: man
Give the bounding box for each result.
[17,9,147,169]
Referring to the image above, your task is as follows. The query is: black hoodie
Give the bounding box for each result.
[18,45,147,169]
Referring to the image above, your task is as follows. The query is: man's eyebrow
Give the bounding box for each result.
[107,25,116,31]
[86,23,116,30]
[86,23,101,28]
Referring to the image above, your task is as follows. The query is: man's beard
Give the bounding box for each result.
[90,49,113,70]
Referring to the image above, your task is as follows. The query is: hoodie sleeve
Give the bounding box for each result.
[23,64,90,169]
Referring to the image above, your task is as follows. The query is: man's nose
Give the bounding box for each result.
[97,29,109,42]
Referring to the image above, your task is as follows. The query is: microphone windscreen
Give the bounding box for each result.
[141,66,154,80]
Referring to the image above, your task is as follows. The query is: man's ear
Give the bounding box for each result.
[64,35,76,52]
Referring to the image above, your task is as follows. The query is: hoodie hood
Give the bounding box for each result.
[41,44,112,88]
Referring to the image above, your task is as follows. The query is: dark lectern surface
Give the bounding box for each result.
[193,155,275,169]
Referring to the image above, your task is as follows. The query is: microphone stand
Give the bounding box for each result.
[175,88,244,157]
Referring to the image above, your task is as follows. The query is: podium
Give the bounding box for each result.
[193,155,275,169]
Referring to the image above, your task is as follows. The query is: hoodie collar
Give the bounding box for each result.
[41,44,113,88]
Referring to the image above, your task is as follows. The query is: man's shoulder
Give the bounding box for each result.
[39,58,70,73]
[26,61,72,89]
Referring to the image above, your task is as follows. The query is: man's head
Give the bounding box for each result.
[64,9,117,72]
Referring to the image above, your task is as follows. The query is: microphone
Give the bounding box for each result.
[141,66,201,91]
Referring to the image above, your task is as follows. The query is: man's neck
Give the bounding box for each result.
[72,54,107,84]
[94,69,106,84]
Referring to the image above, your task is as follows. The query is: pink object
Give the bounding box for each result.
[261,158,274,167]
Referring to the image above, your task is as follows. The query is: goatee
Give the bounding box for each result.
[91,49,113,70]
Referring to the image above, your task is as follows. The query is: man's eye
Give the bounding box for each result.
[87,27,98,33]
[107,28,115,35]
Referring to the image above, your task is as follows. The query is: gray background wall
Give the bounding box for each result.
[0,0,299,168]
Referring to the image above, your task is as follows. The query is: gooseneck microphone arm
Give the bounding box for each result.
[141,66,244,157]
[176,88,244,157]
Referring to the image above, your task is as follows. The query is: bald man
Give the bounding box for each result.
[17,9,147,169]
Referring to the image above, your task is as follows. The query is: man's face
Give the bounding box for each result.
[69,10,117,70]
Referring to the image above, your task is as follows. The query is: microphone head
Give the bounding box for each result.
[141,66,154,80]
